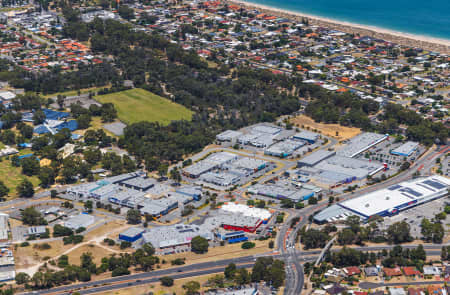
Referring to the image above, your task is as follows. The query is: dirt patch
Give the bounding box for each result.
[290,115,361,141]
[14,240,71,269]
[92,273,214,295]
[65,243,116,265]
[159,240,272,269]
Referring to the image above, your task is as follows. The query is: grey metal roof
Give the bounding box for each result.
[298,150,336,166]
[337,132,387,158]
[391,141,418,156]
[120,227,145,238]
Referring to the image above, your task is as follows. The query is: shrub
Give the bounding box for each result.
[160,276,174,287]
[241,242,256,249]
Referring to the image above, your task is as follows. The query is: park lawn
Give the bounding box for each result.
[0,157,39,198]
[95,88,193,125]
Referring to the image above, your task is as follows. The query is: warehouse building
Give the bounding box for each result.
[64,214,95,230]
[0,214,8,242]
[231,157,267,172]
[314,155,384,181]
[264,139,305,158]
[201,203,273,233]
[390,141,419,157]
[251,125,282,135]
[314,175,450,223]
[183,152,238,178]
[119,227,145,243]
[297,150,336,167]
[141,224,213,255]
[217,231,248,243]
[248,184,316,202]
[139,196,179,218]
[120,176,156,192]
[220,203,272,222]
[204,213,264,233]
[89,183,120,201]
[176,186,202,201]
[337,132,388,158]
[216,130,243,142]
[108,189,146,208]
[200,172,240,186]
[293,131,320,144]
[27,226,47,237]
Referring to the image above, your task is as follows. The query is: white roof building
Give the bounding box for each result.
[64,214,95,230]
[340,175,450,218]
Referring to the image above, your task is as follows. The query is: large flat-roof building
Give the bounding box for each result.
[200,172,240,187]
[216,130,243,142]
[391,141,419,157]
[293,131,320,144]
[337,132,388,158]
[64,214,95,230]
[0,214,8,242]
[314,155,384,181]
[183,152,238,178]
[264,139,305,158]
[248,183,317,202]
[314,175,450,223]
[297,150,336,167]
[141,224,213,255]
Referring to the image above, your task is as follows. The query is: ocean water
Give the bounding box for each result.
[241,0,450,40]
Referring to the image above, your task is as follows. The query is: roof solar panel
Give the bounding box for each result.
[388,184,402,191]
[399,187,422,197]
[416,183,436,192]
[400,192,415,199]
[423,180,446,190]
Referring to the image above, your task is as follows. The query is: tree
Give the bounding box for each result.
[183,281,200,295]
[21,207,46,225]
[191,236,208,254]
[118,5,134,20]
[224,263,236,279]
[15,272,30,284]
[421,218,444,243]
[76,114,91,129]
[53,224,73,237]
[17,179,34,198]
[308,196,318,205]
[386,221,412,244]
[126,209,141,224]
[0,181,10,198]
[300,229,329,249]
[38,167,55,188]
[234,268,251,285]
[160,276,174,287]
[57,95,65,109]
[21,157,40,176]
[33,109,46,125]
[84,200,93,213]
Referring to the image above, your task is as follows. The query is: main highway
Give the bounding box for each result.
[19,243,449,295]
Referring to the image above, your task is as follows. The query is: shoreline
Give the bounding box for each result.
[225,0,450,54]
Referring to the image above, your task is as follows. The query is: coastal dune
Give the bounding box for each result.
[226,0,450,54]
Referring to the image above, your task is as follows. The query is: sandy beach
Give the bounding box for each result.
[226,0,450,54]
